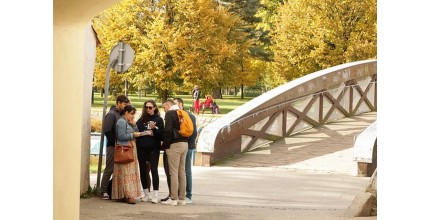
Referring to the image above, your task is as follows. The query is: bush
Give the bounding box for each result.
[91,118,102,132]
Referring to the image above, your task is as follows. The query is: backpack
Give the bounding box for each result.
[176,109,194,138]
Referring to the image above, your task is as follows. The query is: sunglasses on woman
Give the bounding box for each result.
[145,106,154,110]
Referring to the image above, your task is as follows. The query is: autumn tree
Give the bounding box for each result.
[92,0,148,97]
[92,0,253,101]
[272,0,377,81]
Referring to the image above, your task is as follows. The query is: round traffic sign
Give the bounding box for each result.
[109,42,135,73]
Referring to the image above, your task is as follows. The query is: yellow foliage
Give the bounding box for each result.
[272,0,377,81]
[91,118,102,132]
[91,0,254,96]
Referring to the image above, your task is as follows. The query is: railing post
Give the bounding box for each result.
[319,92,324,126]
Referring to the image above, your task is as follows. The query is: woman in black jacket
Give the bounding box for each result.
[135,100,164,203]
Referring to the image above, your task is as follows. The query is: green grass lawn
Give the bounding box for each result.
[91,93,254,114]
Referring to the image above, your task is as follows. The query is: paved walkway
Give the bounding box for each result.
[81,112,377,220]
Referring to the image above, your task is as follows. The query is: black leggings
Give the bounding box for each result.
[137,147,160,190]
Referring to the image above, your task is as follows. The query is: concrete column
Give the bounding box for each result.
[54,0,121,219]
[80,23,97,195]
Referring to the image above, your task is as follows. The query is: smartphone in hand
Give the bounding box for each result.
[140,130,154,136]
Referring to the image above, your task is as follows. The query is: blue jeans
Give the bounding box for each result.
[185,149,194,199]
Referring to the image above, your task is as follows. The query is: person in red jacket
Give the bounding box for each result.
[200,95,214,114]
[192,85,201,114]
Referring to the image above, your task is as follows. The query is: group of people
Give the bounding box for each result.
[192,85,220,114]
[99,94,197,206]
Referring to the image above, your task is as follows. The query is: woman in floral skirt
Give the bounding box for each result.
[112,105,143,204]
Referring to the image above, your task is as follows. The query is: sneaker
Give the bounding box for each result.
[140,194,151,202]
[100,193,110,200]
[160,196,170,202]
[186,198,192,204]
[151,195,159,204]
[177,199,186,205]
[161,198,177,206]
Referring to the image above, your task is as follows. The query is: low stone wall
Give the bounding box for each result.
[344,169,377,217]
[91,109,219,130]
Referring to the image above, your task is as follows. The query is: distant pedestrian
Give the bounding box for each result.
[192,85,201,115]
[100,95,130,200]
[136,100,164,203]
[174,97,197,204]
[161,100,188,206]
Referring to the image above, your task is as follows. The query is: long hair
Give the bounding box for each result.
[140,99,159,122]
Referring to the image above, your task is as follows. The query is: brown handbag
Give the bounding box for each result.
[114,144,134,164]
[114,122,134,164]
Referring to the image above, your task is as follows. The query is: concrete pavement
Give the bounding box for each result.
[81,112,377,219]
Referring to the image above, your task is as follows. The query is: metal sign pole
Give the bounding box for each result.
[96,57,118,191]
[93,41,135,194]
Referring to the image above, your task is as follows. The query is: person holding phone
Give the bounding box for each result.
[112,105,143,204]
[136,100,164,203]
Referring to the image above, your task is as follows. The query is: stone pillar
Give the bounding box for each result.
[80,23,97,195]
[54,0,121,219]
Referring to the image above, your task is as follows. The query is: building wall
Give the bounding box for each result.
[53,0,121,219]
[80,23,97,195]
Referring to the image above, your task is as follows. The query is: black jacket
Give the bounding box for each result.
[162,109,188,149]
[135,114,164,149]
[187,111,198,149]
[102,107,121,147]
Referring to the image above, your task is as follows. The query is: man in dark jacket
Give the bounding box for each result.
[174,98,197,204]
[100,95,130,199]
[160,100,188,206]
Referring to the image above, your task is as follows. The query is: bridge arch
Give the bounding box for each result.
[196,60,377,166]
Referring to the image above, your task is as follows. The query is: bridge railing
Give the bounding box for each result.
[195,60,377,166]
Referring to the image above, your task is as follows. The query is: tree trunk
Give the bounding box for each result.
[234,86,237,96]
[241,84,244,99]
[91,88,94,104]
[162,89,169,103]
[212,88,222,99]
[124,79,128,96]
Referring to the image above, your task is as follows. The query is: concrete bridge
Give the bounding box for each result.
[195,60,376,167]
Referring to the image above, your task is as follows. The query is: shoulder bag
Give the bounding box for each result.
[114,122,134,164]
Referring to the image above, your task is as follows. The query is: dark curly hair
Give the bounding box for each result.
[140,100,159,122]
[120,105,136,115]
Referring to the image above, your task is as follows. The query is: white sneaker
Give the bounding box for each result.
[186,198,192,204]
[140,194,151,202]
[100,193,110,200]
[177,199,186,205]
[151,195,159,204]
[161,198,177,206]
